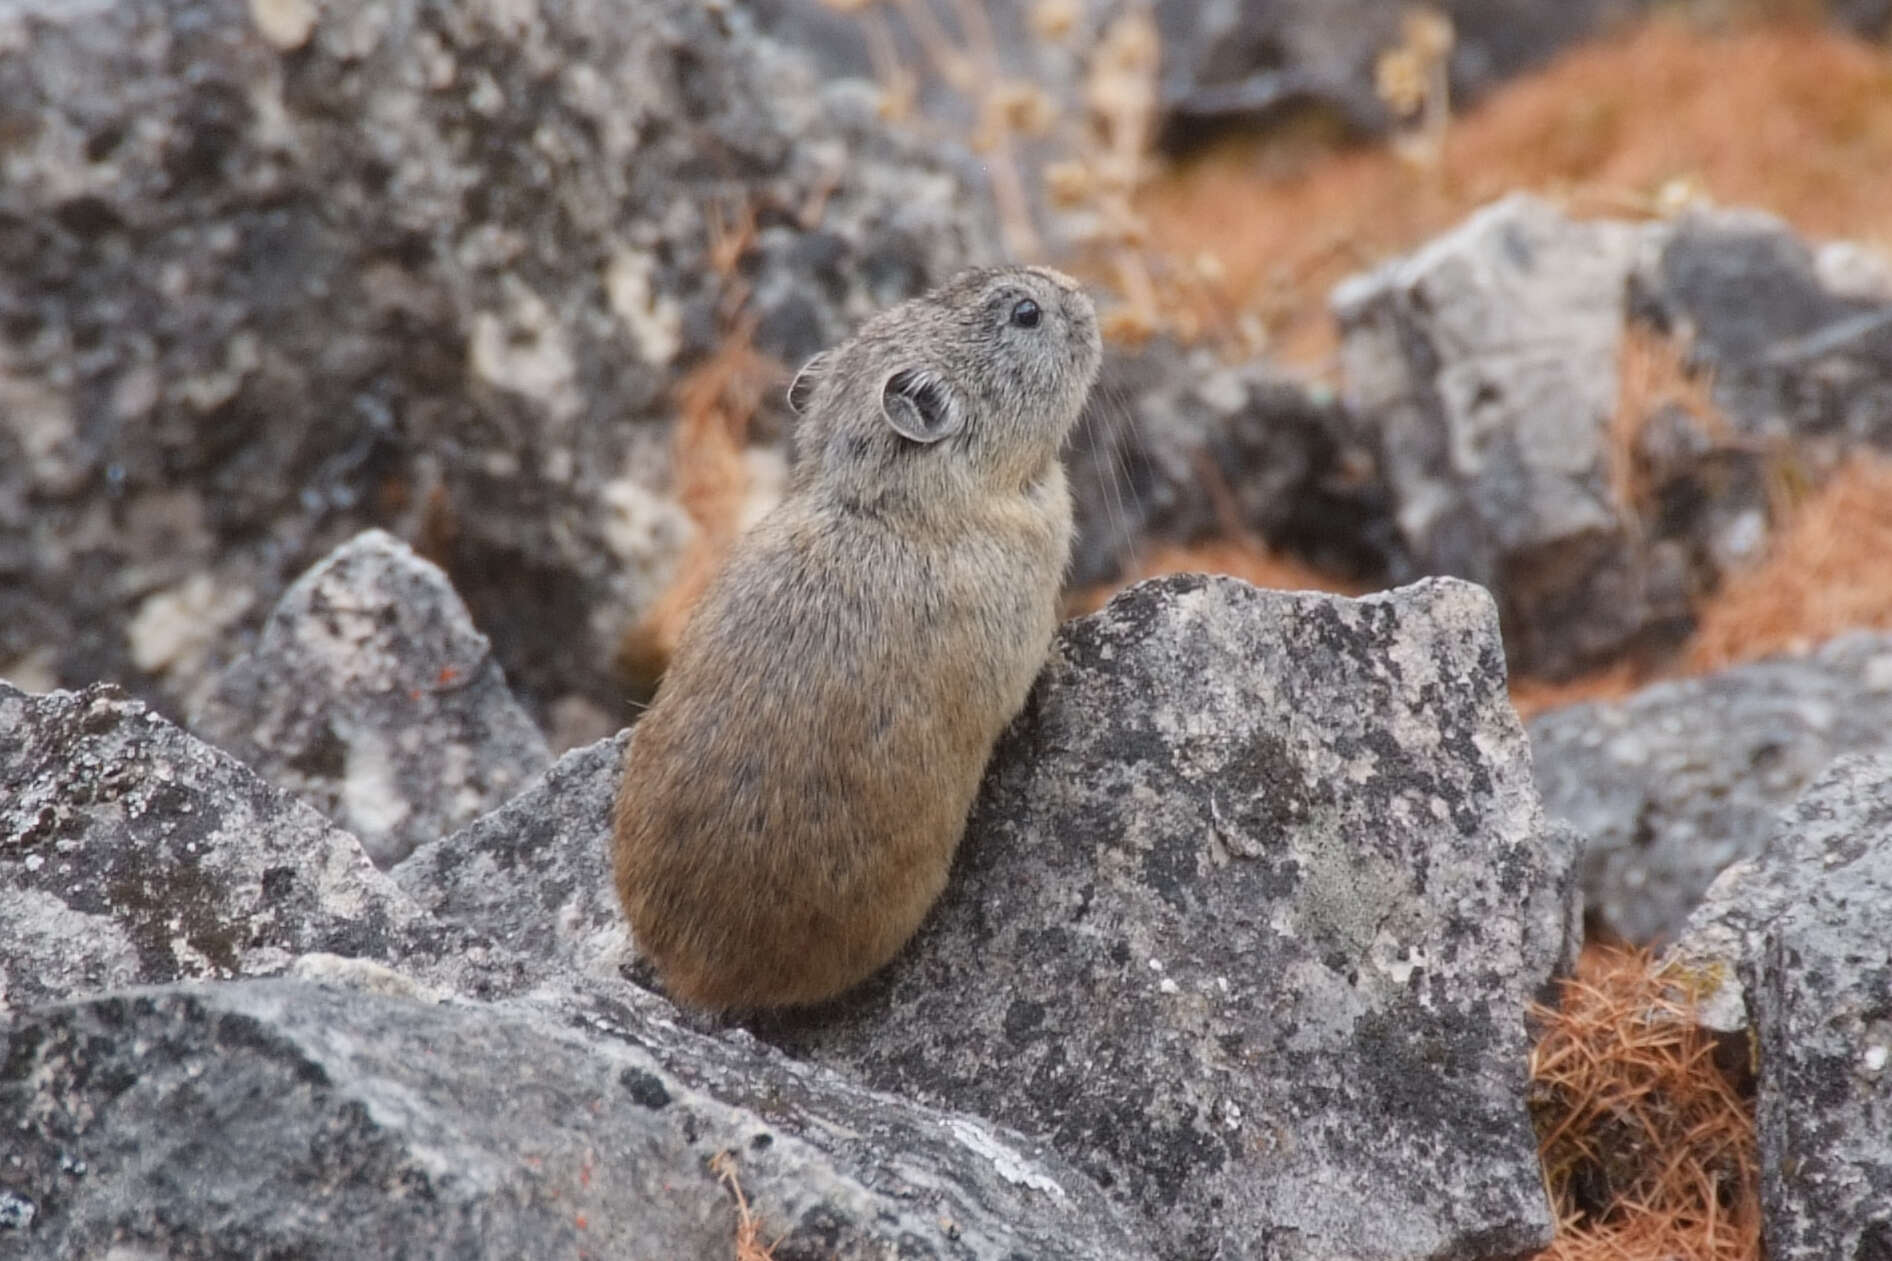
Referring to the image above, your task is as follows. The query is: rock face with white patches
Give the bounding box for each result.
[766,574,1580,1261]
[0,0,998,728]
[192,529,551,867]
[0,681,1154,1259]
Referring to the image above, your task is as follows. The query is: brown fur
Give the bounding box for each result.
[612,266,1102,1010]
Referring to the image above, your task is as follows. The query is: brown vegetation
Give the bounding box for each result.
[1530,946,1760,1260]
[1686,453,1892,672]
[1136,17,1892,368]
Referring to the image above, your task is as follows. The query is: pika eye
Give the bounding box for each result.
[1009,298,1041,329]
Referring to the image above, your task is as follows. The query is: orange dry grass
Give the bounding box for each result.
[614,325,779,688]
[1065,537,1363,616]
[711,1151,778,1261]
[1686,453,1892,673]
[1138,17,1892,367]
[1529,945,1760,1260]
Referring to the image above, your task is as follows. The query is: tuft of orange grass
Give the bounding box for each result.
[1529,945,1760,1260]
[1138,16,1892,367]
[614,322,780,688]
[1065,537,1364,616]
[711,1151,778,1261]
[1685,453,1892,673]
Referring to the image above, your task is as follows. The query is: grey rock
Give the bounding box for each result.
[766,574,1572,1260]
[1635,206,1892,454]
[0,979,1153,1259]
[1754,757,1892,1261]
[0,680,546,1013]
[394,730,627,977]
[1665,756,1892,1257]
[1532,630,1892,944]
[1334,193,1655,678]
[192,529,551,867]
[1067,340,1402,589]
[0,0,997,726]
[0,680,432,1016]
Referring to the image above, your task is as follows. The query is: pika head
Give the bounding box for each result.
[785,266,1102,505]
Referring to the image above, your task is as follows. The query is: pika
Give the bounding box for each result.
[611,265,1102,1010]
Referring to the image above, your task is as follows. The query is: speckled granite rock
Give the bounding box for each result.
[763,574,1576,1261]
[394,729,628,977]
[0,681,1153,1257]
[192,529,551,867]
[1665,755,1892,1258]
[0,0,997,726]
[0,977,1152,1260]
[0,680,476,1016]
[1531,630,1892,944]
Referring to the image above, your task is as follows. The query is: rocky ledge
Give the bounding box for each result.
[7,531,1582,1260]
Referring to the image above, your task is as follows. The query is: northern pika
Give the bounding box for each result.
[612,265,1102,1010]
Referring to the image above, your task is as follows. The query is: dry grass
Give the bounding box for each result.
[612,322,777,688]
[711,1151,778,1261]
[1529,945,1760,1260]
[1137,16,1892,367]
[1685,453,1892,672]
[614,203,781,688]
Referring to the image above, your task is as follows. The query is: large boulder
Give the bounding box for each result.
[192,529,551,867]
[1336,195,1892,680]
[1334,193,1653,678]
[1666,755,1892,1258]
[0,685,1152,1257]
[0,0,997,725]
[1531,630,1892,944]
[766,574,1578,1260]
[1,979,1150,1259]
[381,572,1582,1258]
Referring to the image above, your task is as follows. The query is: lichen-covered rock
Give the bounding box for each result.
[192,529,551,867]
[766,574,1574,1260]
[0,979,1154,1260]
[1532,630,1892,944]
[1665,755,1892,1257]
[1334,193,1654,678]
[394,730,627,975]
[0,0,997,726]
[0,681,457,1016]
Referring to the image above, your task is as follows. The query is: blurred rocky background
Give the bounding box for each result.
[5,0,1892,1257]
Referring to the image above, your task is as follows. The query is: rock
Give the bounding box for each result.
[1066,340,1402,589]
[766,574,1574,1260]
[0,681,428,1015]
[0,0,997,727]
[1635,205,1892,454]
[1665,755,1892,1257]
[393,730,628,977]
[1531,630,1892,944]
[1335,193,1655,678]
[0,979,1153,1259]
[192,529,551,867]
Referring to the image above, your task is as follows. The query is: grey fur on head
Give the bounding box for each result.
[786,266,1102,509]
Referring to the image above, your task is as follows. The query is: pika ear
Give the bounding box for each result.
[880,369,965,444]
[787,352,830,415]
